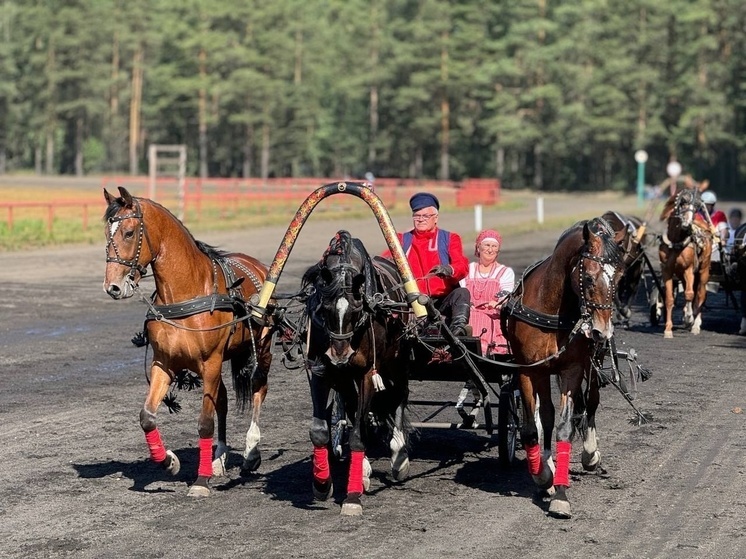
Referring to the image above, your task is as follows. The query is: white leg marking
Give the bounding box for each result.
[389,427,409,480]
[244,422,261,460]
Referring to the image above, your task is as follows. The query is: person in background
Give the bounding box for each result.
[726,208,743,251]
[698,190,728,263]
[699,190,728,238]
[460,229,515,356]
[383,192,471,335]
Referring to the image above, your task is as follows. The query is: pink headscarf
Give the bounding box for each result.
[475,229,502,256]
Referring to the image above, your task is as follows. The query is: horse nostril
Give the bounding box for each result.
[107,284,121,298]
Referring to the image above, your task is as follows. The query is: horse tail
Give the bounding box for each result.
[231,356,253,413]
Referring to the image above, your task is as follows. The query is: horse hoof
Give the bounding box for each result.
[187,484,211,498]
[392,457,410,482]
[664,331,673,339]
[581,450,601,471]
[212,453,228,477]
[162,450,180,476]
[241,453,261,474]
[341,492,363,516]
[187,476,210,498]
[533,466,554,490]
[548,498,572,519]
[691,326,701,335]
[312,478,333,501]
[536,486,556,502]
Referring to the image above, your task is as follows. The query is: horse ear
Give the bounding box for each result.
[103,188,115,205]
[582,221,591,242]
[699,179,710,192]
[117,186,134,208]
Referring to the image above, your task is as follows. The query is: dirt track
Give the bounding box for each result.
[1,191,745,559]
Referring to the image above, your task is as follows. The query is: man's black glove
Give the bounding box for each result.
[429,264,454,278]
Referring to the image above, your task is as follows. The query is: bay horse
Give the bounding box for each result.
[602,211,648,324]
[102,186,272,497]
[658,186,713,338]
[502,217,623,519]
[301,230,410,516]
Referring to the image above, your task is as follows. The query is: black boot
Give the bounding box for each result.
[450,303,471,337]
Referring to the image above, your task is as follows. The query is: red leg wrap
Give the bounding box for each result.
[144,428,167,463]
[198,438,213,478]
[347,450,364,494]
[312,446,330,483]
[525,442,543,476]
[554,440,572,487]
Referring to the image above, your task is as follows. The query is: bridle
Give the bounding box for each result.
[575,251,619,321]
[106,199,155,282]
[322,260,370,341]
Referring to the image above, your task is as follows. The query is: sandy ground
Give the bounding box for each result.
[1,189,745,559]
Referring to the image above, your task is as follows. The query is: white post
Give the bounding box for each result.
[537,197,544,224]
[474,204,482,232]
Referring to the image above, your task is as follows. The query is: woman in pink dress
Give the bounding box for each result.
[460,229,515,356]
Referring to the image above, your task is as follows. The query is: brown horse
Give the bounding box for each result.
[502,217,623,519]
[301,230,411,516]
[102,186,272,496]
[658,186,713,338]
[602,211,648,324]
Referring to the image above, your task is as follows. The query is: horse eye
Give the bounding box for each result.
[124,230,135,240]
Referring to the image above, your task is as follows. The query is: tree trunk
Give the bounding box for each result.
[45,132,54,175]
[533,143,543,190]
[75,115,83,176]
[439,32,449,181]
[35,146,42,175]
[198,47,208,179]
[496,145,505,178]
[261,118,270,180]
[243,122,253,178]
[368,7,379,169]
[636,7,647,145]
[129,46,143,175]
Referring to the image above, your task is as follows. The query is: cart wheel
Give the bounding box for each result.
[498,385,519,466]
[649,286,662,326]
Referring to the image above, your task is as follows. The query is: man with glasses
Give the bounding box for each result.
[384,192,471,335]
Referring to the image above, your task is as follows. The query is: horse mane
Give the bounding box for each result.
[103,194,228,259]
[554,218,622,266]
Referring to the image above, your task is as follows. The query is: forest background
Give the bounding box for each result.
[0,0,744,197]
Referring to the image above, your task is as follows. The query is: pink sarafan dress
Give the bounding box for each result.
[461,262,515,356]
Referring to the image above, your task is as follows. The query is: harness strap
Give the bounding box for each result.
[146,294,239,321]
[502,297,578,330]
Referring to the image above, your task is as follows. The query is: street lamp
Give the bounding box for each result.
[634,150,648,207]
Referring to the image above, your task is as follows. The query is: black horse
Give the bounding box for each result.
[602,211,648,324]
[301,230,411,516]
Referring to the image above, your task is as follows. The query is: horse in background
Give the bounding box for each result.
[502,217,623,519]
[302,230,410,516]
[602,211,648,325]
[658,186,713,338]
[103,187,273,496]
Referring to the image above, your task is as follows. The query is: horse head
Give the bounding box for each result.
[307,230,372,366]
[574,217,623,342]
[102,186,155,299]
[661,188,699,239]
